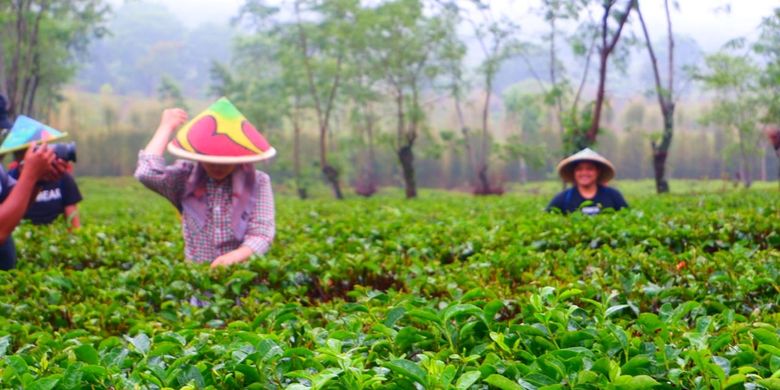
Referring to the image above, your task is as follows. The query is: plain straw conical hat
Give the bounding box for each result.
[556,148,616,184]
[167,97,276,164]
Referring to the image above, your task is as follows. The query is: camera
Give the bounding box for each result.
[51,142,77,163]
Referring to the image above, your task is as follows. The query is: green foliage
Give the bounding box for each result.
[0,178,778,388]
[1,0,109,116]
[695,49,763,186]
[157,76,188,111]
[78,1,235,97]
[563,102,601,153]
[754,7,780,125]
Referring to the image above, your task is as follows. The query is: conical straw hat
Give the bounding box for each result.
[0,115,67,154]
[167,97,276,164]
[556,148,616,184]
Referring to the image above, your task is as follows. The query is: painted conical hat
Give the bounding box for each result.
[556,148,616,184]
[0,115,67,154]
[167,97,276,164]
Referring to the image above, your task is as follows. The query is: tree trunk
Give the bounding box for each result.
[477,73,493,193]
[295,3,343,200]
[7,1,27,118]
[398,144,416,198]
[738,131,752,188]
[292,108,307,200]
[518,158,527,184]
[23,74,39,116]
[365,108,377,192]
[323,164,343,199]
[760,143,767,182]
[549,16,565,138]
[454,95,477,185]
[652,149,669,193]
[319,124,342,199]
[586,0,634,144]
[355,103,377,197]
[395,89,405,150]
[394,86,417,199]
[651,103,674,193]
[0,29,7,99]
[765,126,780,189]
[773,142,780,190]
[637,0,674,194]
[476,164,490,194]
[587,49,610,147]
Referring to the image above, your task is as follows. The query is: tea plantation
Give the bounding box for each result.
[0,179,778,389]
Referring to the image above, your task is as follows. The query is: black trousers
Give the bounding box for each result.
[0,236,17,270]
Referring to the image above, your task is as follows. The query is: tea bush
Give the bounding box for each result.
[0,179,778,389]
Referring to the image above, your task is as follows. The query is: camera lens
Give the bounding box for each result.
[52,143,77,163]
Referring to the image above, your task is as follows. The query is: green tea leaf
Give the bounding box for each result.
[0,336,10,357]
[74,344,100,365]
[456,371,481,390]
[621,355,651,376]
[752,328,780,348]
[605,305,629,318]
[384,307,406,327]
[443,304,486,324]
[27,376,60,390]
[125,333,151,355]
[612,375,658,389]
[757,378,780,390]
[484,374,522,390]
[384,359,428,386]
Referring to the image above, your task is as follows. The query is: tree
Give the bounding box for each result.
[436,5,475,187]
[0,0,109,118]
[218,0,313,199]
[363,0,452,198]
[765,125,780,186]
[755,7,780,186]
[78,2,182,95]
[536,0,590,141]
[293,0,356,199]
[157,75,188,110]
[468,1,517,195]
[341,5,383,197]
[78,2,234,97]
[503,85,547,183]
[696,47,761,188]
[636,0,677,193]
[435,0,517,194]
[516,0,597,157]
[278,42,315,200]
[571,0,634,150]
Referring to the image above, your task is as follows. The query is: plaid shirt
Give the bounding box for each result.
[135,151,275,263]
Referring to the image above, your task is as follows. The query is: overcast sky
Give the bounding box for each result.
[114,0,778,52]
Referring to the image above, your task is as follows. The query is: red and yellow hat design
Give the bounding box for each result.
[167,97,276,164]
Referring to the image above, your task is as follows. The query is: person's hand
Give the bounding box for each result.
[210,254,238,268]
[157,108,188,135]
[40,159,68,182]
[20,142,56,182]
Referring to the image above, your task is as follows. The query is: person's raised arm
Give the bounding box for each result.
[143,108,188,156]
[0,144,57,243]
[135,108,192,204]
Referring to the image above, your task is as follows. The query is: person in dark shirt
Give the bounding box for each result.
[547,148,628,215]
[0,143,66,270]
[9,150,82,230]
